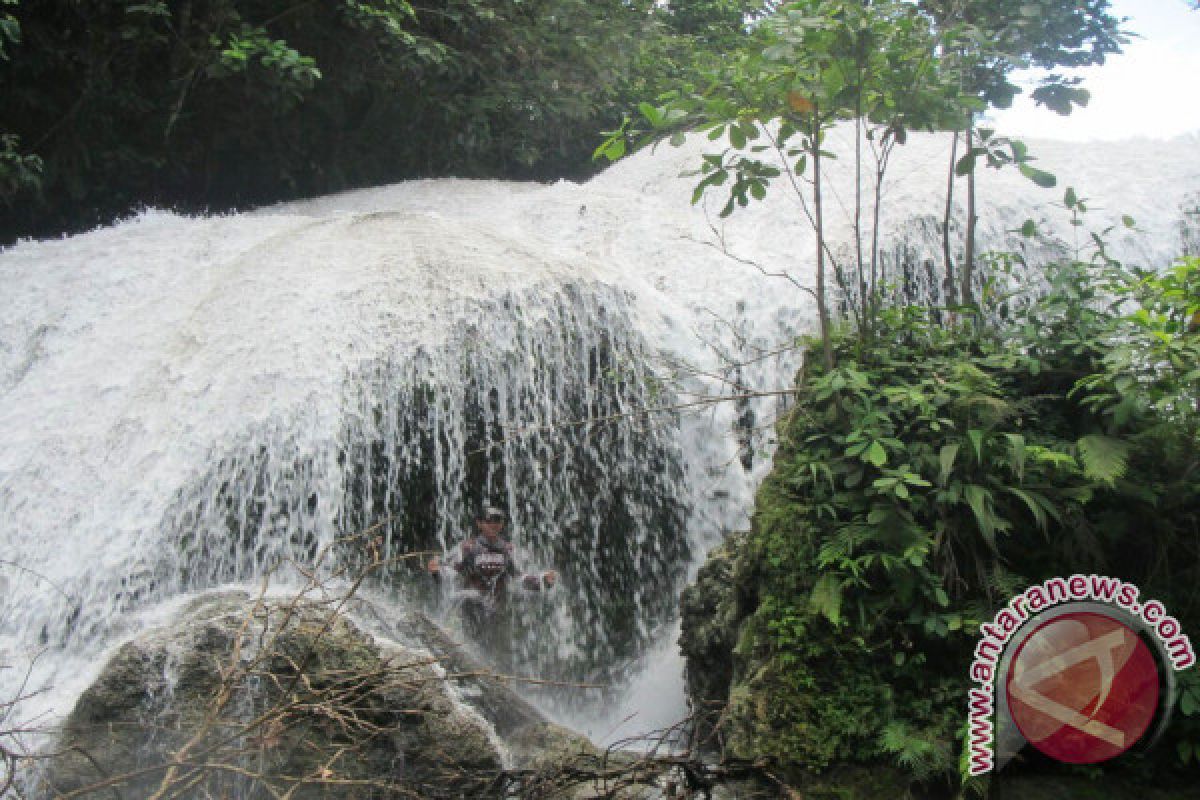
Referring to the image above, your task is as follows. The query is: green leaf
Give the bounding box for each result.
[1007,487,1049,532]
[126,3,171,16]
[865,440,887,467]
[0,15,17,45]
[669,131,686,147]
[963,485,1001,551]
[1077,434,1130,486]
[954,152,976,176]
[1019,219,1037,237]
[1031,83,1091,115]
[594,136,624,162]
[1018,163,1057,188]
[1003,433,1026,481]
[638,102,663,127]
[810,573,843,625]
[966,429,984,465]
[903,473,932,488]
[938,443,959,486]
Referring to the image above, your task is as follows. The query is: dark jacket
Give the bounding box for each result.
[446,535,545,599]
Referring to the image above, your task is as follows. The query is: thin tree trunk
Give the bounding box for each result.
[962,116,977,309]
[813,111,834,371]
[854,99,867,337]
[869,140,889,331]
[942,130,959,307]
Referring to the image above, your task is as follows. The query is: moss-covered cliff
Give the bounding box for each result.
[678,258,1200,799]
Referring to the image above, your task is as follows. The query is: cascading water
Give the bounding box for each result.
[155,275,691,687]
[2,128,1199,767]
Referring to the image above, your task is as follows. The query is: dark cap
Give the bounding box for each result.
[477,505,506,523]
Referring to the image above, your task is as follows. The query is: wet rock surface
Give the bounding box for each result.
[678,533,751,753]
[43,591,593,799]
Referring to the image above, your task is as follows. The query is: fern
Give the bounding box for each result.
[1005,487,1059,533]
[816,524,870,568]
[962,485,1010,551]
[879,721,954,782]
[1076,433,1130,486]
[809,573,843,625]
[985,563,1026,601]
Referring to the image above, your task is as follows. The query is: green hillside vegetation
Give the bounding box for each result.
[728,252,1200,792]
[0,0,763,242]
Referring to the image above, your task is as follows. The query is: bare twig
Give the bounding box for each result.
[680,227,819,301]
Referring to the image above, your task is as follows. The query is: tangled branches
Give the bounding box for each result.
[485,707,802,799]
[1,531,786,799]
[6,536,464,798]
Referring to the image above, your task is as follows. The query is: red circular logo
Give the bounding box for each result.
[1005,612,1160,764]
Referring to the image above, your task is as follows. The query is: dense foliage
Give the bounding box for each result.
[729,248,1200,788]
[0,0,762,242]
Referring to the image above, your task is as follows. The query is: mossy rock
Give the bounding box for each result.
[679,532,752,747]
[43,592,504,798]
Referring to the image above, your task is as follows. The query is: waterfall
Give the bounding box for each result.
[2,128,1198,753]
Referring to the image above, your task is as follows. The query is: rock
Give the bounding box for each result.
[678,533,751,751]
[364,600,598,769]
[42,590,594,799]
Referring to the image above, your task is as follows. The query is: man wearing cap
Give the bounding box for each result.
[426,506,557,664]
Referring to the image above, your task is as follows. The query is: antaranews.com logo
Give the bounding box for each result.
[966,574,1195,775]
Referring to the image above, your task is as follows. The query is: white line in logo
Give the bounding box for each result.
[1009,627,1129,748]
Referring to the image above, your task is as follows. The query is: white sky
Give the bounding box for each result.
[987,0,1200,140]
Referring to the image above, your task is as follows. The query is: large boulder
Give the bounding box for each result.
[42,591,592,799]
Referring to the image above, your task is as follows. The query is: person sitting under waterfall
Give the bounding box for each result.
[426,506,557,663]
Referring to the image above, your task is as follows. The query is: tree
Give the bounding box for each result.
[600,0,964,368]
[598,0,1125,343]
[663,0,772,49]
[0,1,40,204]
[0,0,751,243]
[919,0,1126,306]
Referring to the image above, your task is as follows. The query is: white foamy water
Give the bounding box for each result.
[2,127,1198,766]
